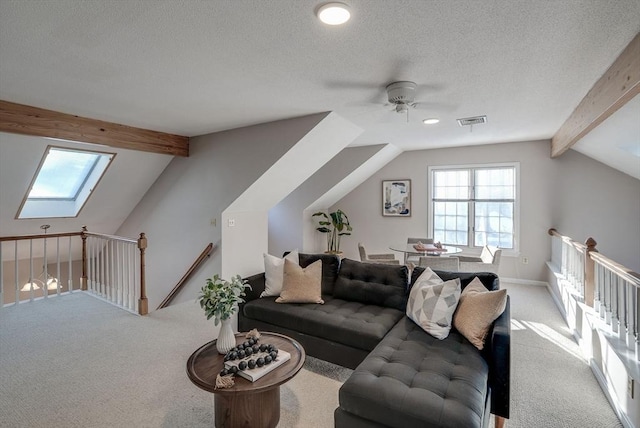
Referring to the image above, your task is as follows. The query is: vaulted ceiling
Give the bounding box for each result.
[0,1,638,237]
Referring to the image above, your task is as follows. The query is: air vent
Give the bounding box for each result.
[457,115,487,127]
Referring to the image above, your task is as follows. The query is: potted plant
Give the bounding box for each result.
[198,274,251,354]
[312,209,353,255]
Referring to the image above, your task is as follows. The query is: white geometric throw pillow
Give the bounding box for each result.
[407,268,461,339]
[261,249,299,297]
[413,266,444,287]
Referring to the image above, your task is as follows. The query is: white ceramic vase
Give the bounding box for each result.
[216,318,236,354]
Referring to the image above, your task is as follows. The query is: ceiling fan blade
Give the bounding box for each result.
[411,101,458,112]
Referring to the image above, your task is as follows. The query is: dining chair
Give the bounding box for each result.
[358,243,400,265]
[458,245,502,273]
[418,256,459,272]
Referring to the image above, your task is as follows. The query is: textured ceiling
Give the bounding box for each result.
[1,0,638,153]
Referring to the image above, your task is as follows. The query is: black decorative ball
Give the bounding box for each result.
[220,368,229,376]
[248,359,256,369]
[252,345,260,354]
[238,350,246,359]
[229,351,238,361]
[238,361,247,370]
[256,357,265,367]
[245,347,253,356]
[259,344,267,352]
[264,355,272,364]
[270,351,277,360]
[229,366,238,374]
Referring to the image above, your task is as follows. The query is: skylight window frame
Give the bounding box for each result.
[16,145,116,219]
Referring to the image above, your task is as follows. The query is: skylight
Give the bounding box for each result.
[17,146,115,219]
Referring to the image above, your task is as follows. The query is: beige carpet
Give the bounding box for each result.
[0,283,622,427]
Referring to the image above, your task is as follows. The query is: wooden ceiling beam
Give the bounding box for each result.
[0,100,189,157]
[551,32,640,158]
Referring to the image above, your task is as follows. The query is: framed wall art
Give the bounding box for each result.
[382,179,411,217]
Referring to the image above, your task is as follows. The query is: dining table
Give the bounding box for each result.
[389,243,462,257]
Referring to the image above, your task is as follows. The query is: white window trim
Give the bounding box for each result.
[16,145,115,219]
[427,162,520,256]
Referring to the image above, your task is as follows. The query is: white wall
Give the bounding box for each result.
[116,113,331,310]
[221,112,362,279]
[330,139,640,281]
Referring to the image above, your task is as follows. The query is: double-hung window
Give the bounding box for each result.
[428,163,519,251]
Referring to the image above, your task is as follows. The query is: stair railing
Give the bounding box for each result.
[1,227,148,315]
[157,243,215,310]
[548,228,639,361]
[1,229,81,306]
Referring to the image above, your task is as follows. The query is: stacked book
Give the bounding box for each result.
[224,349,291,382]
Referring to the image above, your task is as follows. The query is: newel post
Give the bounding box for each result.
[137,233,148,315]
[81,226,88,291]
[584,237,598,307]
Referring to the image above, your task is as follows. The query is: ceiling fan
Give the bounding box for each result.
[383,81,434,121]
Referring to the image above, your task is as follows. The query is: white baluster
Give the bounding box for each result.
[612,271,618,332]
[67,236,72,293]
[0,242,3,308]
[56,237,61,296]
[29,240,35,301]
[14,242,19,305]
[593,263,601,312]
[42,236,47,299]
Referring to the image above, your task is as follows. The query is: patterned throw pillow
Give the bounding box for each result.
[453,277,507,350]
[261,249,299,297]
[276,259,324,304]
[406,267,461,339]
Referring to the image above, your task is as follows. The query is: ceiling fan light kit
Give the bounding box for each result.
[386,81,417,105]
[316,2,351,25]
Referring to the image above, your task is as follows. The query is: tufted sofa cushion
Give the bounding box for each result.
[298,252,342,295]
[243,295,404,351]
[338,317,489,428]
[411,268,500,292]
[333,258,409,311]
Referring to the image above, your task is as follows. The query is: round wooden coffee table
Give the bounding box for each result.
[186,331,305,428]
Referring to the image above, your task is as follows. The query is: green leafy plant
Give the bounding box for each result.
[312,209,353,254]
[198,274,251,326]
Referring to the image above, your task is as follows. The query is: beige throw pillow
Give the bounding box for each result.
[453,277,507,350]
[276,259,324,304]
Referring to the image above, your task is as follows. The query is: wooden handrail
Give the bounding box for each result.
[84,231,138,244]
[157,243,215,310]
[590,252,640,287]
[548,228,589,252]
[0,231,82,242]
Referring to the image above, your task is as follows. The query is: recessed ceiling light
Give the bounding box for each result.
[423,118,440,125]
[316,2,351,25]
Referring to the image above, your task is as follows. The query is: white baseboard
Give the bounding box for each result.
[590,360,635,428]
[501,277,548,286]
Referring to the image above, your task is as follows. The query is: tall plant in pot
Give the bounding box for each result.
[198,274,251,354]
[312,209,353,254]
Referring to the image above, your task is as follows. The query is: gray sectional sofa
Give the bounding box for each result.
[240,253,510,428]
